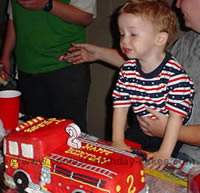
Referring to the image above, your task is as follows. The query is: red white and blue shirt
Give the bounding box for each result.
[112,52,194,124]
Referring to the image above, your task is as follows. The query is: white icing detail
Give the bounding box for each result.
[66,123,82,149]
[25,188,43,193]
[48,153,117,179]
[4,173,16,188]
[17,178,23,184]
[70,171,74,179]
[21,143,34,159]
[40,167,51,186]
[97,179,101,187]
[80,132,98,142]
[9,141,19,156]
[79,138,137,158]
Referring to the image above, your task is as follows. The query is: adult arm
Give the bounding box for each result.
[0,19,16,74]
[17,0,93,26]
[138,108,200,146]
[59,43,126,68]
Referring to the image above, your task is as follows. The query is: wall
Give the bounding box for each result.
[86,0,124,140]
[86,0,176,140]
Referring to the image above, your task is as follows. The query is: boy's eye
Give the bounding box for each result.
[131,33,136,36]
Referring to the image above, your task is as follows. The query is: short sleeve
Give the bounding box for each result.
[166,72,194,124]
[70,0,96,18]
[112,66,131,108]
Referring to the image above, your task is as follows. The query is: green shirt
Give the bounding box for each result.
[12,0,86,73]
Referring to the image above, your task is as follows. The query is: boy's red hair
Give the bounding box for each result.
[120,0,177,45]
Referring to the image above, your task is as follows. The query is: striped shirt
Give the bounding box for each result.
[112,52,194,124]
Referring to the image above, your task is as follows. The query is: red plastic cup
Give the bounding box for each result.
[0,90,21,131]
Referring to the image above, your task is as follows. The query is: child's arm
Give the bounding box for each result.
[112,107,132,151]
[146,111,183,171]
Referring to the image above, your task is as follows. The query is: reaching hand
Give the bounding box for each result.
[137,107,168,137]
[58,43,99,64]
[111,141,132,152]
[0,57,11,75]
[145,151,170,171]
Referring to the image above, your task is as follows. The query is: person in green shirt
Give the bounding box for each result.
[0,0,96,132]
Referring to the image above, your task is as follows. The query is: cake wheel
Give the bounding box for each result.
[13,171,29,191]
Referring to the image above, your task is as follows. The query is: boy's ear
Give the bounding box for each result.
[155,31,168,46]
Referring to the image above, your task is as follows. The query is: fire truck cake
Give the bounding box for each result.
[3,117,148,193]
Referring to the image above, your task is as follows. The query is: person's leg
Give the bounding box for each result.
[18,71,54,118]
[18,64,90,133]
[46,64,90,132]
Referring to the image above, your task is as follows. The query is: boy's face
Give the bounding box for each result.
[118,13,160,60]
[176,0,200,32]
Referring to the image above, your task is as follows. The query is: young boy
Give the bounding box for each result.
[112,0,194,170]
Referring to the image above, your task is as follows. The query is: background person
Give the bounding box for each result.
[0,0,96,132]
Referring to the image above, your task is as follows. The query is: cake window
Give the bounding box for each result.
[8,141,19,156]
[21,143,34,159]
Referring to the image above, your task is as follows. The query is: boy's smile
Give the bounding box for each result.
[118,13,160,61]
[118,13,166,73]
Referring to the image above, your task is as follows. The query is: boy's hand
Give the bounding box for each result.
[111,141,132,152]
[145,151,170,171]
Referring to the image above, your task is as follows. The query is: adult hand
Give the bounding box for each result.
[17,0,48,10]
[137,107,168,137]
[0,57,11,75]
[58,43,99,64]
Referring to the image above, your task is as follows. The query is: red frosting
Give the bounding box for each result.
[4,118,147,193]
